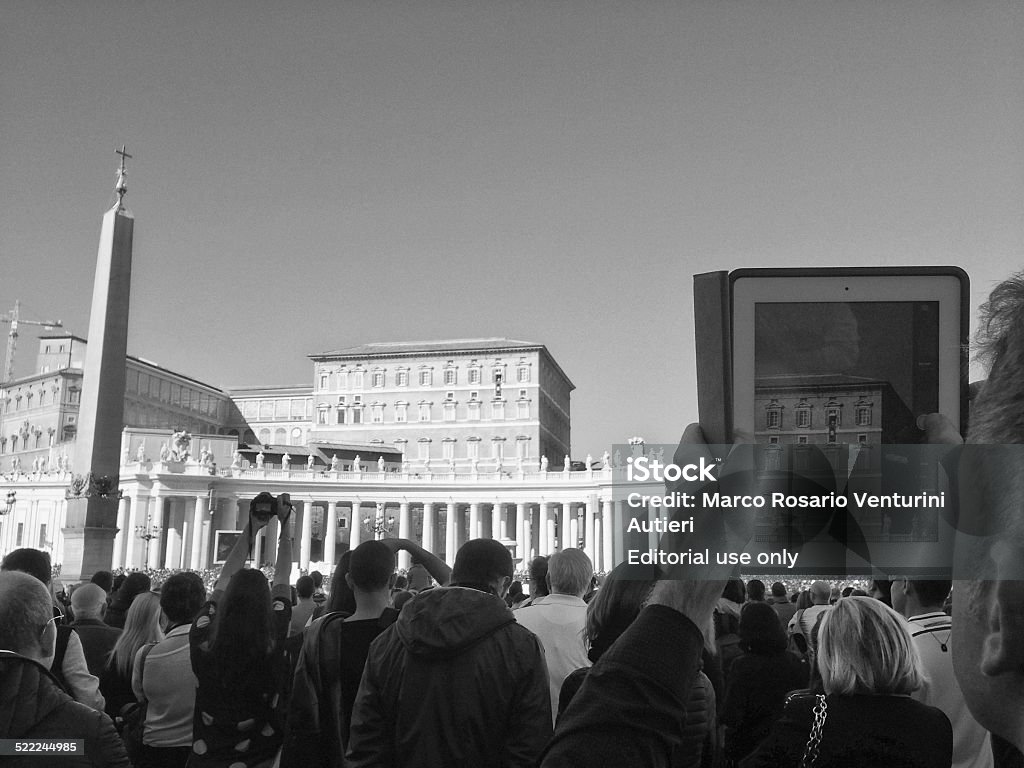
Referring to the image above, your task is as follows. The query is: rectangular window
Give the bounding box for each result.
[468,402,481,421]
[351,408,362,424]
[372,405,384,423]
[419,404,431,422]
[337,407,346,425]
[274,399,288,419]
[161,380,170,402]
[796,410,810,428]
[419,370,431,386]
[418,442,430,460]
[798,436,809,445]
[443,441,455,460]
[517,366,530,383]
[354,372,365,389]
[397,371,409,387]
[766,410,781,429]
[291,399,305,418]
[856,408,871,426]
[468,368,481,385]
[317,409,328,425]
[443,403,456,422]
[395,404,408,423]
[372,372,385,388]
[467,441,479,460]
[319,374,328,389]
[444,369,456,386]
[492,401,505,420]
[517,401,529,419]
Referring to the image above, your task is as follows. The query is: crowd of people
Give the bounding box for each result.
[5,274,1024,766]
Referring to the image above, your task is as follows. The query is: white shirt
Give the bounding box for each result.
[787,604,830,640]
[907,612,993,768]
[132,624,197,748]
[514,593,590,723]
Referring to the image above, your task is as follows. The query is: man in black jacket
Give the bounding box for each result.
[0,570,129,767]
[347,538,552,768]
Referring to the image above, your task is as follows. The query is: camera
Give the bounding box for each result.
[249,491,293,525]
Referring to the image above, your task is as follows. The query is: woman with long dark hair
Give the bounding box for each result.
[188,496,293,768]
[721,601,808,765]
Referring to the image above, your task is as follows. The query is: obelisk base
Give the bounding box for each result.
[61,495,120,582]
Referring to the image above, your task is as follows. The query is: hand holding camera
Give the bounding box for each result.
[249,491,294,531]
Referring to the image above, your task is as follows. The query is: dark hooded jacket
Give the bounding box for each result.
[0,651,129,768]
[346,585,553,768]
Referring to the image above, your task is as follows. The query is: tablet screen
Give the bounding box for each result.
[754,301,938,445]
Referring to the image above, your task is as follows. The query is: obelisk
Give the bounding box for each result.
[62,147,135,581]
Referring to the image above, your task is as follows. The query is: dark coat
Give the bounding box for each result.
[0,651,130,768]
[722,649,809,762]
[69,619,121,677]
[740,691,953,768]
[346,586,552,768]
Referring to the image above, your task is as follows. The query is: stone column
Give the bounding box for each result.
[515,503,526,563]
[561,502,572,551]
[538,502,549,556]
[421,503,435,555]
[569,514,580,553]
[592,515,602,572]
[585,497,597,566]
[191,495,205,570]
[299,500,312,569]
[123,493,140,568]
[613,500,627,566]
[602,499,614,574]
[491,503,503,541]
[445,502,458,565]
[397,502,411,569]
[469,503,481,542]
[324,501,338,567]
[147,493,163,570]
[523,514,533,563]
[200,514,212,569]
[164,498,182,569]
[349,501,362,552]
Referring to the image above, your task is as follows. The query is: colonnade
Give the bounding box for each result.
[108,489,634,574]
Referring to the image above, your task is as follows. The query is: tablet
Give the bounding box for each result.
[730,267,968,445]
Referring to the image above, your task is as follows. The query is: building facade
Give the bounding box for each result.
[0,334,614,575]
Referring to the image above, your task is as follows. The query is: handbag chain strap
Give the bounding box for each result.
[799,694,828,768]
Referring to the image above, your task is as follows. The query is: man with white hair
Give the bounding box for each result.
[516,548,595,722]
[787,579,832,646]
[0,570,129,767]
[69,583,122,677]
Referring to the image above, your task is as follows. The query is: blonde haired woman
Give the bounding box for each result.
[101,591,164,721]
[742,596,952,767]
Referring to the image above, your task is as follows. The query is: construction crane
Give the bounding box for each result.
[1,301,63,384]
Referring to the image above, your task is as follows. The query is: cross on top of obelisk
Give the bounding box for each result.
[114,144,132,200]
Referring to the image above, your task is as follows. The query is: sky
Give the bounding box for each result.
[2,1,1022,456]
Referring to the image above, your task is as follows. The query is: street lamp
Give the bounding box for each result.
[363,503,396,540]
[135,514,162,565]
[2,489,15,515]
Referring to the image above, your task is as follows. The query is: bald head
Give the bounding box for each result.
[0,571,54,660]
[70,583,107,620]
[809,580,831,604]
